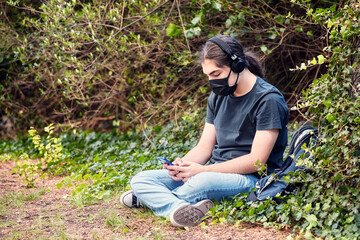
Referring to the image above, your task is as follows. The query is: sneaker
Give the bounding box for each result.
[120,190,142,208]
[169,199,214,228]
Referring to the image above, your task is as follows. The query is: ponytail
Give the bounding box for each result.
[244,51,265,80]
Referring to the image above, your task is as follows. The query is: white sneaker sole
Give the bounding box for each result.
[170,199,214,228]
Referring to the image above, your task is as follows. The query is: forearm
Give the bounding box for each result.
[181,144,212,165]
[202,154,261,174]
[202,129,279,174]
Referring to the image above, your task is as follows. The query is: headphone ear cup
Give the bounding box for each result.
[231,59,246,73]
[208,36,247,73]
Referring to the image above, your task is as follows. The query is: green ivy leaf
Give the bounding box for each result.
[166,23,181,37]
[345,216,355,224]
[274,15,284,24]
[354,117,360,125]
[211,2,222,11]
[310,57,317,65]
[225,18,232,27]
[248,208,255,216]
[326,113,336,123]
[305,214,318,229]
[332,173,341,182]
[324,98,332,108]
[317,54,325,64]
[304,203,312,211]
[260,45,268,52]
[191,15,202,25]
[268,33,277,40]
[283,175,291,183]
[305,230,313,239]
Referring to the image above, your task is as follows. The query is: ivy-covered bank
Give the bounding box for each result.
[0,1,359,240]
[0,118,202,200]
[218,2,360,239]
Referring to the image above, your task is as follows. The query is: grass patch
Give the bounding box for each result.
[0,201,8,216]
[3,231,27,240]
[70,191,101,208]
[0,188,48,209]
[0,219,15,228]
[25,212,70,240]
[105,213,125,230]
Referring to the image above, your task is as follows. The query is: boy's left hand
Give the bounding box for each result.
[167,161,205,182]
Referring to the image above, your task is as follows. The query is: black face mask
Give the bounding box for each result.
[209,69,239,96]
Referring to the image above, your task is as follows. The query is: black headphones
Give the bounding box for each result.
[208,36,247,73]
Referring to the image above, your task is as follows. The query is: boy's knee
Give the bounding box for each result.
[130,169,167,189]
[172,172,212,201]
[130,171,148,188]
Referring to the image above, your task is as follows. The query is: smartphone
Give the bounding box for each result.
[156,157,174,165]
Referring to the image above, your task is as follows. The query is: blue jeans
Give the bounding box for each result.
[130,169,258,217]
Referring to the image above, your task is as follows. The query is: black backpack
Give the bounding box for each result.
[247,123,319,202]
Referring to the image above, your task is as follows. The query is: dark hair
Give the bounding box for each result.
[198,35,265,79]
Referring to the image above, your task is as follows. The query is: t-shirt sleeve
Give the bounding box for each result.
[205,93,216,124]
[256,93,288,131]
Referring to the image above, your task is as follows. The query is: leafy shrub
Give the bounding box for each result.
[12,123,63,187]
[0,0,333,136]
[211,1,360,239]
[297,1,360,238]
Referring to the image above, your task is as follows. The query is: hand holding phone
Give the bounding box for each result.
[156,157,174,165]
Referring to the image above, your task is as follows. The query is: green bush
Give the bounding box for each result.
[212,1,360,239]
[0,0,333,135]
[299,2,359,238]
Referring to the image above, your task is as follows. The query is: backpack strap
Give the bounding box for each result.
[281,123,318,171]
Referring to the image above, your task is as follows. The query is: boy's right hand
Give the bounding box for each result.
[165,157,183,181]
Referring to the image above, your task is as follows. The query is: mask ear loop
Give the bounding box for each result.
[230,72,240,87]
[224,69,232,86]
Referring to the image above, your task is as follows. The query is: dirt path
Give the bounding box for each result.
[0,161,292,240]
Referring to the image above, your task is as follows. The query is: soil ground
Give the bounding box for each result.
[0,161,293,240]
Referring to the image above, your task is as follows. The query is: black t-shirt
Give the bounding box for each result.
[206,77,289,175]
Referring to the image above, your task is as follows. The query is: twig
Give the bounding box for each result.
[175,0,191,54]
[113,0,170,38]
